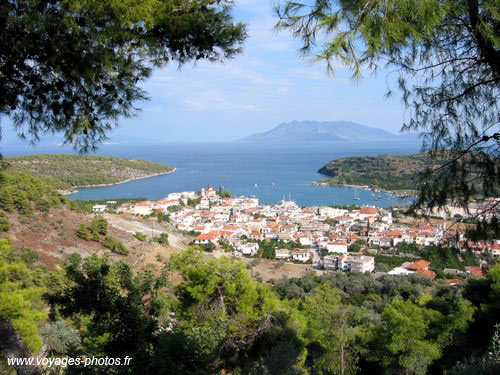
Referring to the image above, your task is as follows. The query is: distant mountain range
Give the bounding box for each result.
[238,120,419,143]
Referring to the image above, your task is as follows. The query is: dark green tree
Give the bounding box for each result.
[39,320,79,355]
[75,224,91,241]
[303,284,361,375]
[0,0,246,152]
[90,217,108,236]
[45,253,169,373]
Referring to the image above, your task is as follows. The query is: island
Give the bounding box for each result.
[6,154,175,192]
[238,120,419,143]
[316,153,443,193]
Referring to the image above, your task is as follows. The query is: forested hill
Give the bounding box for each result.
[318,153,443,191]
[5,154,174,190]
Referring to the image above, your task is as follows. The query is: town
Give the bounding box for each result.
[97,186,500,281]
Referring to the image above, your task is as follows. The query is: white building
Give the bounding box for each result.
[238,243,259,256]
[275,249,290,260]
[298,236,312,246]
[131,201,154,215]
[345,256,375,273]
[92,204,107,214]
[323,255,339,270]
[388,267,414,276]
[291,251,311,262]
[326,242,348,254]
[319,207,348,218]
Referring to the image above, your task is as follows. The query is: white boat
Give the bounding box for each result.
[353,188,361,201]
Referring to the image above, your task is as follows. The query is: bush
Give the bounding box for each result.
[91,217,108,236]
[134,232,147,242]
[156,211,170,222]
[202,242,215,252]
[0,212,11,232]
[76,224,92,240]
[103,236,128,255]
[154,233,169,245]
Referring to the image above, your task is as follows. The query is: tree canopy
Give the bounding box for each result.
[275,0,499,215]
[0,0,246,152]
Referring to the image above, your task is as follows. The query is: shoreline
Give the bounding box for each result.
[59,168,176,195]
[311,180,415,197]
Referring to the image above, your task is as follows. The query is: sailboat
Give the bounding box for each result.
[353,188,361,201]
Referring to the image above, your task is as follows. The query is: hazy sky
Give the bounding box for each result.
[2,0,408,145]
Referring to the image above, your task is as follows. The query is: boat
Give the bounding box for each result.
[353,188,361,201]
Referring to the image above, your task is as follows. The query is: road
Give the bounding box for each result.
[104,214,186,249]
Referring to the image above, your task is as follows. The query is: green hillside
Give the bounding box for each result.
[5,154,174,190]
[318,153,443,191]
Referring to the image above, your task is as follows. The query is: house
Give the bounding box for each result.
[156,198,179,209]
[405,260,431,272]
[298,236,312,246]
[415,269,436,279]
[238,243,259,256]
[291,251,311,262]
[465,266,484,277]
[345,256,375,273]
[131,201,154,215]
[323,255,339,270]
[326,242,348,254]
[193,231,220,245]
[388,267,414,276]
[92,204,107,214]
[116,204,131,213]
[275,249,290,260]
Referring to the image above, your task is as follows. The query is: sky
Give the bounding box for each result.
[2,0,408,145]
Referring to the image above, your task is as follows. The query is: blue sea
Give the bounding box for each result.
[4,141,421,207]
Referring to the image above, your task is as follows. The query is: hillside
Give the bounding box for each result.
[0,171,186,271]
[5,154,174,190]
[318,153,443,191]
[239,120,419,142]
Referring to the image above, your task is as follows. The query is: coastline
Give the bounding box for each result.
[59,168,176,195]
[311,180,415,197]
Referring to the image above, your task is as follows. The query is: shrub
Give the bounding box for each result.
[156,211,170,222]
[134,232,147,242]
[91,217,108,236]
[103,236,128,255]
[0,212,11,232]
[75,224,92,240]
[154,233,169,245]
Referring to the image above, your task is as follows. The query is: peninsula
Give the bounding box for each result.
[317,153,443,192]
[6,154,174,191]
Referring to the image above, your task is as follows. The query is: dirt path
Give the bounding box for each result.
[104,214,186,249]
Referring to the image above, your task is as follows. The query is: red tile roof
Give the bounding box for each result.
[406,260,431,271]
[465,266,484,277]
[195,231,219,241]
[416,269,436,279]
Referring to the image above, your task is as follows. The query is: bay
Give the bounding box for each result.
[4,141,421,207]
